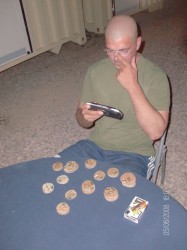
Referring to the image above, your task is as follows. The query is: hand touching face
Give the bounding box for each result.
[115,53,139,91]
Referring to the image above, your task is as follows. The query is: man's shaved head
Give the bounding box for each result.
[105,15,138,42]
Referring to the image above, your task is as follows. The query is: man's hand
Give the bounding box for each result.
[75,103,103,128]
[115,54,138,91]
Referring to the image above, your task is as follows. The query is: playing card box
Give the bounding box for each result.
[124,196,149,224]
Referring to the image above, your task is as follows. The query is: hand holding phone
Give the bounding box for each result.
[87,102,124,120]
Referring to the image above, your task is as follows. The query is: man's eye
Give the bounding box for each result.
[120,49,128,53]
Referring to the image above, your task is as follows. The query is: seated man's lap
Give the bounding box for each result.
[58,140,154,178]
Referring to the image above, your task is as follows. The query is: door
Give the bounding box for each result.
[0,0,31,67]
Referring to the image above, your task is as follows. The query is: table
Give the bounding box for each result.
[0,150,187,250]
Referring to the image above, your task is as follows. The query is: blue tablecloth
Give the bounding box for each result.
[0,149,187,250]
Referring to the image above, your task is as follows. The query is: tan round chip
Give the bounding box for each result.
[56,175,69,185]
[104,187,119,202]
[85,159,97,169]
[42,183,54,194]
[65,189,77,200]
[120,172,136,188]
[56,202,70,215]
[93,170,105,181]
[107,167,119,178]
[52,162,63,171]
[64,161,79,173]
[81,180,95,194]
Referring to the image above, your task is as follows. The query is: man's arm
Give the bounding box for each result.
[125,83,169,140]
[75,103,103,129]
[116,54,169,141]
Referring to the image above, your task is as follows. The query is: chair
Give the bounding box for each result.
[151,130,168,184]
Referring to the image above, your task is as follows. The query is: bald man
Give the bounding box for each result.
[73,15,170,178]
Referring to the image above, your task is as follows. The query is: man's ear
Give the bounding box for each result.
[136,36,142,51]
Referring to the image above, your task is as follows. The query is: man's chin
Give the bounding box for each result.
[112,61,120,69]
[114,64,120,69]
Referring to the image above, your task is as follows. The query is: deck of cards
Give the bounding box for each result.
[124,196,149,223]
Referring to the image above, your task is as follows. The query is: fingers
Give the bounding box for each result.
[115,53,129,67]
[80,103,103,123]
[131,56,137,68]
[115,54,137,70]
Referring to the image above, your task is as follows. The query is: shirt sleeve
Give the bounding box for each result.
[80,66,95,103]
[147,69,171,111]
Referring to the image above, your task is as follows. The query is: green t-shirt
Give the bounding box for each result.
[81,55,170,156]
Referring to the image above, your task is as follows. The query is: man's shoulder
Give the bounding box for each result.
[88,58,112,72]
[139,55,166,75]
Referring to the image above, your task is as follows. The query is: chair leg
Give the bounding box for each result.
[160,156,166,185]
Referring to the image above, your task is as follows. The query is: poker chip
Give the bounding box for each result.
[107,167,119,178]
[43,158,136,216]
[56,175,69,185]
[56,202,70,215]
[120,172,136,188]
[42,183,54,194]
[85,159,97,169]
[52,162,63,171]
[104,187,119,202]
[64,161,79,173]
[93,170,105,181]
[81,180,96,194]
[65,189,77,200]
